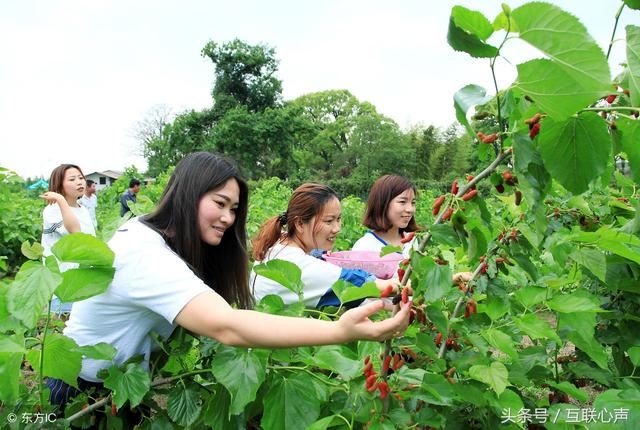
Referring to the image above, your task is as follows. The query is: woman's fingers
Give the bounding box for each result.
[453,271,473,283]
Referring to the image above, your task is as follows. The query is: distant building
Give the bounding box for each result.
[85,170,122,190]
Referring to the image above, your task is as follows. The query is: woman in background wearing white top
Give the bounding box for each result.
[40,164,96,313]
[251,183,403,307]
[50,153,409,412]
[352,175,418,257]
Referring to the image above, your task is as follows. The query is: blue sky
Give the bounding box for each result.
[1,1,636,178]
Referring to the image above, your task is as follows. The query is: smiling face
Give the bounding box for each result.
[297,196,341,252]
[197,178,240,246]
[62,168,86,200]
[386,188,416,230]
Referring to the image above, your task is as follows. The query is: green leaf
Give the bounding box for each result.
[201,386,244,430]
[538,113,611,194]
[7,260,62,328]
[479,295,509,321]
[211,345,268,415]
[548,291,602,313]
[628,346,640,367]
[332,278,380,303]
[514,313,561,343]
[379,245,401,257]
[25,333,82,387]
[253,259,304,296]
[570,248,607,282]
[453,84,492,139]
[167,384,202,427]
[447,6,498,58]
[312,345,360,381]
[51,233,114,267]
[420,373,457,406]
[429,223,461,247]
[307,415,342,430]
[21,241,44,260]
[616,117,640,183]
[414,257,452,302]
[0,334,25,353]
[625,0,640,9]
[74,342,117,361]
[103,362,151,408]
[256,294,286,315]
[514,286,548,308]
[493,389,524,420]
[0,352,22,403]
[55,267,115,302]
[548,381,589,403]
[627,26,640,107]
[261,372,322,430]
[512,3,610,119]
[481,328,518,360]
[469,362,510,395]
[567,332,609,370]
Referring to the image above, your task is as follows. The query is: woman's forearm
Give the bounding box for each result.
[213,309,349,348]
[58,201,81,233]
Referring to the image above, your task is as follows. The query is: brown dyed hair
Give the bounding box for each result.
[362,175,418,233]
[48,164,85,196]
[143,152,252,309]
[252,183,339,260]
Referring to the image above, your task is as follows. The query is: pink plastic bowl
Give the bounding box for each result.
[323,250,404,279]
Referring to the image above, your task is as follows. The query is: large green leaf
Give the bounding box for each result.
[628,346,640,367]
[201,386,244,430]
[261,372,322,430]
[548,291,602,313]
[447,6,498,58]
[469,362,510,395]
[616,118,640,183]
[514,313,561,343]
[167,384,202,427]
[512,3,610,118]
[253,259,304,297]
[312,345,360,381]
[25,333,82,387]
[331,280,380,304]
[51,233,114,267]
[570,248,607,283]
[571,227,640,264]
[420,373,457,406]
[0,352,22,403]
[55,267,115,302]
[481,328,518,360]
[74,342,117,361]
[21,241,44,260]
[7,260,62,328]
[414,257,452,302]
[211,345,269,415]
[548,381,588,403]
[453,84,492,139]
[103,363,151,408]
[624,0,640,10]
[538,113,611,194]
[627,26,640,107]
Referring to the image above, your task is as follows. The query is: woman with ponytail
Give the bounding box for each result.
[251,183,402,307]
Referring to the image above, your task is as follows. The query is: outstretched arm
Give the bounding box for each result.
[175,290,411,348]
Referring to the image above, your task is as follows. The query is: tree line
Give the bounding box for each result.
[136,39,479,196]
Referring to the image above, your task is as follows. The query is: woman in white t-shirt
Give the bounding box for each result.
[352,175,418,258]
[49,152,409,411]
[251,183,403,307]
[40,164,96,313]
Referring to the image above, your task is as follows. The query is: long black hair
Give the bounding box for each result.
[143,152,252,309]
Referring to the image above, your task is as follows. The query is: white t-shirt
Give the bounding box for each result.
[79,194,98,228]
[64,217,211,381]
[251,242,342,307]
[352,231,414,258]
[41,204,97,272]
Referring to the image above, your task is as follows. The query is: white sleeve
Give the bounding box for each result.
[112,240,211,324]
[42,204,67,236]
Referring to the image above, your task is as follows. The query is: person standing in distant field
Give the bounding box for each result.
[120,178,141,217]
[80,179,98,228]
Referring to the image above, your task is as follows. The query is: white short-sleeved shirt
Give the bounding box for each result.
[352,231,414,258]
[41,204,97,272]
[251,242,342,307]
[79,194,98,228]
[64,218,211,381]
